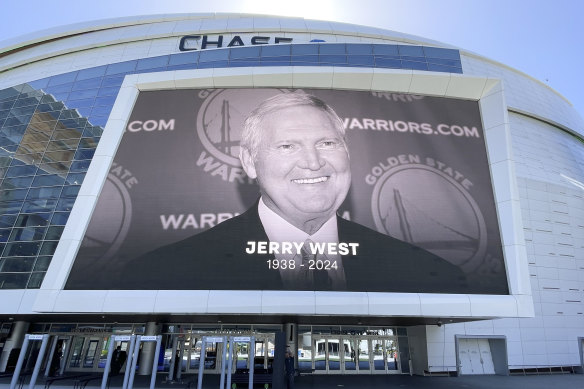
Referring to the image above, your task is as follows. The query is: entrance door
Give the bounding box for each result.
[66,336,108,372]
[311,335,400,374]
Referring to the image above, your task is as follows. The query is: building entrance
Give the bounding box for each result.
[298,334,400,374]
[163,331,276,377]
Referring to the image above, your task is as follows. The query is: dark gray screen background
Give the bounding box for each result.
[65,88,509,293]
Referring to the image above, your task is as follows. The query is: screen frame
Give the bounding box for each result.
[34,66,533,320]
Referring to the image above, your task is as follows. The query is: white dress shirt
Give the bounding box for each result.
[257,197,346,289]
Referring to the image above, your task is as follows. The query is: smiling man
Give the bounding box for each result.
[119,92,469,292]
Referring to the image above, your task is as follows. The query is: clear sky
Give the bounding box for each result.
[1,0,583,120]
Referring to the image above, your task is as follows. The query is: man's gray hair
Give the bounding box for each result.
[240,92,346,158]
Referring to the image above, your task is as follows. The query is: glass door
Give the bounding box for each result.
[66,336,107,372]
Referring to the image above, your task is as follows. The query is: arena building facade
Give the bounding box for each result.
[0,13,582,379]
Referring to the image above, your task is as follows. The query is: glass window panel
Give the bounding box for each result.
[38,161,71,175]
[74,148,95,160]
[0,176,34,189]
[82,126,103,137]
[90,106,112,117]
[1,143,19,153]
[319,44,346,55]
[0,229,10,243]
[31,175,66,187]
[34,256,52,271]
[106,61,137,75]
[346,44,373,55]
[290,55,319,63]
[15,213,51,227]
[51,129,82,140]
[136,55,169,70]
[401,60,428,70]
[229,46,261,59]
[67,89,99,101]
[42,151,75,163]
[166,63,198,71]
[76,65,107,81]
[46,139,80,152]
[0,88,20,101]
[78,138,98,149]
[400,55,426,63]
[375,57,402,68]
[0,188,28,201]
[0,156,11,168]
[21,198,58,213]
[168,52,200,66]
[44,226,64,241]
[48,72,78,86]
[65,172,85,185]
[373,44,399,55]
[13,98,40,109]
[26,186,63,200]
[423,47,459,59]
[51,212,70,226]
[39,241,59,256]
[101,75,125,88]
[66,98,95,110]
[69,160,90,173]
[260,44,291,57]
[17,142,49,155]
[27,272,45,288]
[56,197,76,212]
[398,45,424,56]
[8,227,47,242]
[88,116,108,127]
[259,57,291,65]
[0,200,23,214]
[427,63,458,73]
[0,214,17,228]
[197,60,228,69]
[228,60,260,67]
[45,83,72,95]
[291,44,318,55]
[426,58,461,67]
[347,55,374,66]
[93,95,116,107]
[5,165,37,178]
[61,185,80,198]
[199,49,230,62]
[72,77,102,91]
[0,273,30,289]
[97,86,121,98]
[4,241,41,256]
[319,55,346,64]
[1,257,36,272]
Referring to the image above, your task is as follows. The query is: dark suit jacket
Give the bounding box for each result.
[117,202,469,293]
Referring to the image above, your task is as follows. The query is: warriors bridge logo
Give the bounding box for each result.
[195,88,291,182]
[368,154,488,273]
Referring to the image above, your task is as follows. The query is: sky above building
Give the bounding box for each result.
[1,0,583,120]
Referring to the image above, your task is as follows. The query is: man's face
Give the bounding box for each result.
[241,105,351,228]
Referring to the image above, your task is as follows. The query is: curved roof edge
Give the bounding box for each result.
[0,13,577,112]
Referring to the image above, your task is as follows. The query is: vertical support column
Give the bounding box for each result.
[122,336,137,389]
[219,337,227,389]
[9,335,30,389]
[127,336,142,389]
[248,337,255,389]
[225,338,234,389]
[285,323,298,369]
[167,335,179,381]
[196,338,206,389]
[44,336,58,377]
[176,337,184,381]
[149,336,162,389]
[28,334,50,389]
[138,322,159,375]
[0,321,29,373]
[100,335,116,389]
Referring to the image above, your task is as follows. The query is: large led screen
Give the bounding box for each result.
[65,88,509,294]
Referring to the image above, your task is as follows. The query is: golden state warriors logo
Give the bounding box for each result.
[368,155,487,273]
[82,163,136,261]
[195,89,290,182]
